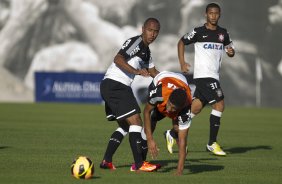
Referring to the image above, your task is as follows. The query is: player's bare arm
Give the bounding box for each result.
[114,54,150,76]
[175,128,188,176]
[143,102,159,158]
[178,39,191,73]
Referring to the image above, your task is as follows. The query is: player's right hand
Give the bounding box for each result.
[174,169,183,176]
[137,69,150,77]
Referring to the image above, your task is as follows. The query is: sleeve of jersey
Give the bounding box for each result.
[147,83,163,105]
[224,31,233,47]
[117,39,132,60]
[177,107,192,130]
[181,29,197,45]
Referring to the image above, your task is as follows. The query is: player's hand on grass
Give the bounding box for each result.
[147,139,159,159]
[174,170,183,176]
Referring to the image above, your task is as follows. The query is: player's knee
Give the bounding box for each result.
[192,105,202,114]
[192,108,201,115]
[126,114,142,126]
[191,99,203,115]
[213,100,225,112]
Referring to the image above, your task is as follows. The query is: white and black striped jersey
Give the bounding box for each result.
[104,35,155,86]
[181,25,234,80]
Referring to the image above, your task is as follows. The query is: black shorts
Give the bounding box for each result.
[193,78,224,106]
[150,106,191,128]
[150,108,165,122]
[100,78,141,121]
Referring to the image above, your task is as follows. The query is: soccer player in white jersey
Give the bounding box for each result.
[164,3,235,156]
[99,18,160,172]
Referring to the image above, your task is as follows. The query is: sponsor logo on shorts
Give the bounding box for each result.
[216,89,223,97]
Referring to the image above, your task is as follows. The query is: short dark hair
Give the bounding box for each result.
[143,17,160,28]
[169,88,187,109]
[206,3,221,13]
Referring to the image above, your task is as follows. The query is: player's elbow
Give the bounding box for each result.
[114,54,125,65]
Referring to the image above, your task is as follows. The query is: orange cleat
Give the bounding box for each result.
[130,161,158,172]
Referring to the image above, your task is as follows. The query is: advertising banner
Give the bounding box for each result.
[35,72,104,103]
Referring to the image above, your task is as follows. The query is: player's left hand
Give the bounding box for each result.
[226,47,235,57]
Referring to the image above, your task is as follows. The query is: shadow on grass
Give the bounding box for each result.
[74,176,101,180]
[188,158,224,174]
[225,145,272,154]
[90,176,101,180]
[0,146,10,149]
[117,158,223,174]
[174,145,272,155]
[157,158,224,174]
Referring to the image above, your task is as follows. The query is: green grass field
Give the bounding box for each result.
[0,103,281,184]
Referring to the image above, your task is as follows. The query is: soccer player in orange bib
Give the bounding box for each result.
[141,71,192,175]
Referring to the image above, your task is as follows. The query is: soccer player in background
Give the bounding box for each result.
[142,71,192,175]
[99,18,160,172]
[165,3,235,156]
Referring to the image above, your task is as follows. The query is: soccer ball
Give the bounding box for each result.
[71,156,94,179]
